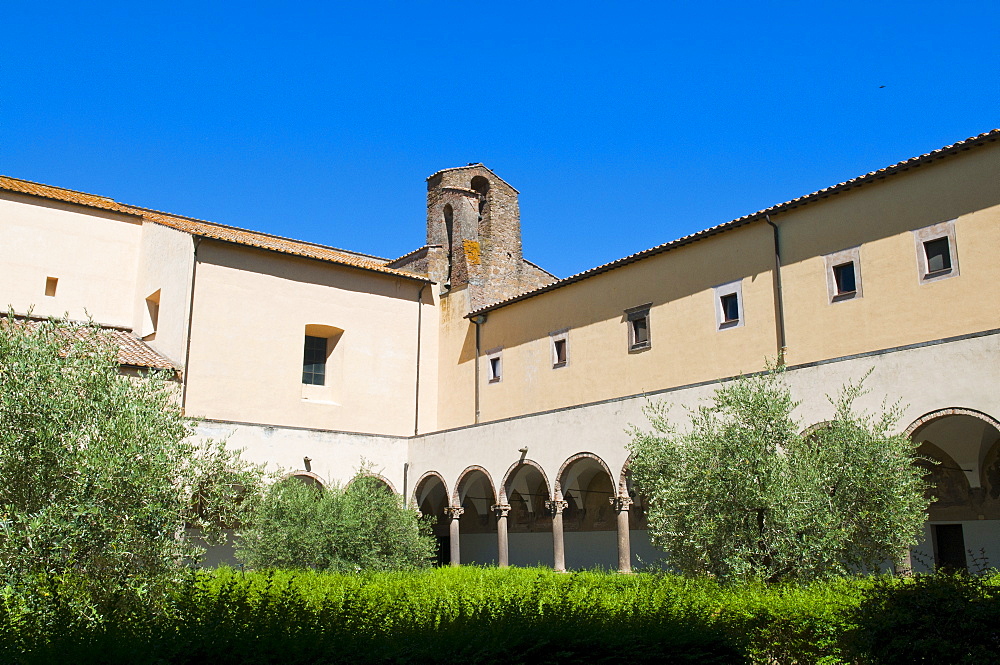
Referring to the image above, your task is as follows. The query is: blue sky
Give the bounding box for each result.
[3,1,998,278]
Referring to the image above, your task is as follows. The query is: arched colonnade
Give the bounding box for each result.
[404,407,1000,573]
[413,452,646,572]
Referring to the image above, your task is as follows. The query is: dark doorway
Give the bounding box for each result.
[933,524,967,572]
[435,535,451,567]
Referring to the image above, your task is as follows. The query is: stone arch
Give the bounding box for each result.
[501,459,552,536]
[283,470,324,487]
[452,465,497,506]
[904,408,1000,438]
[556,452,617,533]
[801,421,834,439]
[412,470,451,566]
[346,472,398,495]
[616,454,649,531]
[907,408,1000,523]
[500,458,551,504]
[412,470,449,507]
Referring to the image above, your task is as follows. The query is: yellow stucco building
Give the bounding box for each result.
[2,129,998,571]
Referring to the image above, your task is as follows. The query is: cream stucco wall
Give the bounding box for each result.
[775,146,1000,365]
[183,241,431,436]
[132,221,195,367]
[469,223,780,424]
[0,192,141,326]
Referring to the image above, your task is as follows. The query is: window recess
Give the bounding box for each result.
[713,280,744,330]
[550,329,569,368]
[824,246,862,303]
[624,305,651,352]
[913,220,959,284]
[486,348,503,383]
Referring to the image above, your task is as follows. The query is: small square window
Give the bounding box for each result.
[302,335,327,386]
[924,238,952,275]
[720,294,739,323]
[913,220,959,284]
[625,305,651,352]
[833,262,857,295]
[44,277,58,297]
[824,246,862,303]
[487,351,502,383]
[713,280,744,330]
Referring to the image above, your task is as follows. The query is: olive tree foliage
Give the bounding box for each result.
[0,315,265,607]
[236,473,436,572]
[628,368,929,582]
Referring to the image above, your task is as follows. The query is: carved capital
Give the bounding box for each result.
[492,504,511,518]
[609,495,633,512]
[545,499,569,515]
[443,506,465,520]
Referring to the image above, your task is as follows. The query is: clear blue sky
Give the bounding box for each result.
[4,1,997,278]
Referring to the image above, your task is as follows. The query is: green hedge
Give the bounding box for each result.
[2,568,998,664]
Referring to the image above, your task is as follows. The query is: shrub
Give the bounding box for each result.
[0,314,264,615]
[236,473,436,571]
[629,367,928,582]
[848,572,1000,664]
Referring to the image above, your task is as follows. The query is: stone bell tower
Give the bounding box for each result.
[423,164,552,311]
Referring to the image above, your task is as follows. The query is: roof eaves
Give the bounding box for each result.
[467,129,1000,318]
[189,233,433,283]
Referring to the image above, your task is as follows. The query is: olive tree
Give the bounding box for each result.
[236,472,435,571]
[628,368,929,582]
[0,315,265,609]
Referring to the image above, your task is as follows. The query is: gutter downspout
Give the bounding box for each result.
[764,215,787,362]
[413,283,427,436]
[470,314,487,424]
[180,236,203,412]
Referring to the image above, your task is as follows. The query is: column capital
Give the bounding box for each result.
[443,506,465,520]
[492,504,511,517]
[609,495,633,512]
[545,499,569,515]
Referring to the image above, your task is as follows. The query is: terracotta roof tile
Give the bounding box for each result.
[468,129,1000,317]
[5,317,178,371]
[0,176,430,282]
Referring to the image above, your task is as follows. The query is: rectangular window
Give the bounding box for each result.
[833,262,857,295]
[913,220,959,284]
[924,238,952,275]
[44,277,58,297]
[302,335,327,386]
[553,339,567,365]
[550,329,569,368]
[487,349,502,383]
[824,246,862,303]
[625,305,651,352]
[713,280,744,330]
[720,294,739,323]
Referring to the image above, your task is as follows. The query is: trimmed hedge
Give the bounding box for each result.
[2,568,997,664]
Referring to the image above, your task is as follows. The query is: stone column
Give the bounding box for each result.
[546,499,568,572]
[493,504,510,568]
[610,495,633,573]
[444,506,464,567]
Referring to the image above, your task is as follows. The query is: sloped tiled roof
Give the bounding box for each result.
[468,129,1000,317]
[4,317,178,371]
[0,176,430,282]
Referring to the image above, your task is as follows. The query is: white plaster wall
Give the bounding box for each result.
[0,193,141,326]
[194,420,409,493]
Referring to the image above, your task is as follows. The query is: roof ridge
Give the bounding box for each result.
[0,174,117,203]
[123,203,390,262]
